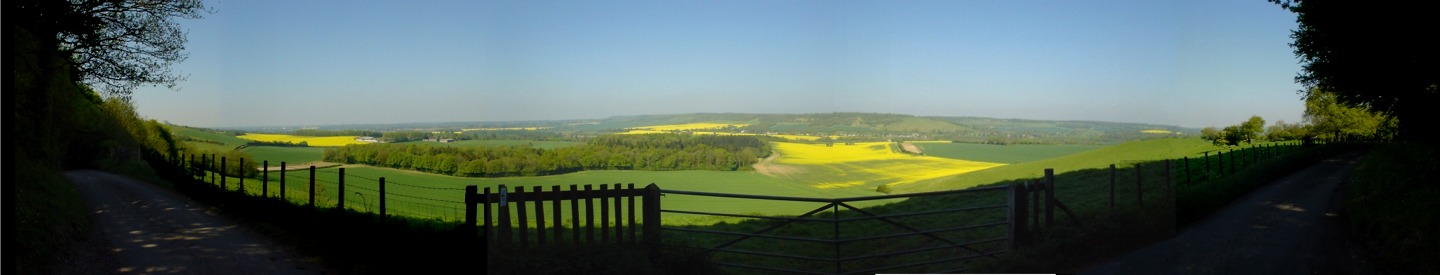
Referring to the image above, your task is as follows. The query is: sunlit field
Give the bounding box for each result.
[1140,129,1173,134]
[238,133,368,147]
[461,127,549,131]
[626,122,749,131]
[762,142,1006,190]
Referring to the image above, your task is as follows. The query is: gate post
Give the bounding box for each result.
[1010,182,1027,250]
[643,183,662,260]
[465,185,477,240]
[1044,168,1054,227]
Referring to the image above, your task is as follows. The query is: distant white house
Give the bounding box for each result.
[356,136,380,143]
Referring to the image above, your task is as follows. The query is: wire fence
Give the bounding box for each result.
[178,155,472,222]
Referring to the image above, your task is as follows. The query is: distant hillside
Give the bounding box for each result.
[212,112,1199,145]
[583,113,1196,145]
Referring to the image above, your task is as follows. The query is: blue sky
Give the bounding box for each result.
[132,0,1305,129]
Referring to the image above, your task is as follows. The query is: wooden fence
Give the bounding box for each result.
[465,183,662,252]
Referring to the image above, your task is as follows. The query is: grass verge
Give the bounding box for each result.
[1345,142,1439,273]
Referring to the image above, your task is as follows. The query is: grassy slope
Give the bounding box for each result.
[1343,143,1438,273]
[897,138,1220,193]
[916,142,1104,164]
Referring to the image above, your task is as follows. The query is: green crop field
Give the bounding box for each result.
[393,140,581,149]
[241,146,325,164]
[915,142,1103,164]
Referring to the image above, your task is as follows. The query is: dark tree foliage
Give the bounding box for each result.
[1271,0,1440,141]
[12,0,209,98]
[323,134,768,177]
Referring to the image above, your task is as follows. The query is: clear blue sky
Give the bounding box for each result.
[132,0,1305,129]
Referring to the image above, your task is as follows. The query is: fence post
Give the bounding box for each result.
[1045,168,1054,227]
[613,183,623,243]
[499,185,512,243]
[280,162,287,200]
[210,154,216,185]
[379,177,387,222]
[238,158,245,193]
[1109,164,1116,209]
[643,183,662,260]
[585,185,595,243]
[263,161,269,197]
[556,185,566,244]
[338,168,345,210]
[533,186,545,245]
[465,185,477,240]
[484,187,493,242]
[221,157,227,190]
[570,185,580,244]
[1217,151,1224,176]
[1229,149,1236,175]
[1165,159,1172,199]
[1009,182,1026,250]
[600,184,609,243]
[1184,157,1191,185]
[1135,163,1143,206]
[626,184,636,244]
[309,166,316,208]
[1204,152,1210,177]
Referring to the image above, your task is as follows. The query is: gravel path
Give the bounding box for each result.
[1081,150,1371,274]
[58,170,330,274]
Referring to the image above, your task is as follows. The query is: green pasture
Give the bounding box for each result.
[916,142,1103,164]
[241,146,325,164]
[195,137,1278,229]
[210,165,890,226]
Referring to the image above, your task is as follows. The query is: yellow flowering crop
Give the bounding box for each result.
[770,142,1006,189]
[237,134,367,147]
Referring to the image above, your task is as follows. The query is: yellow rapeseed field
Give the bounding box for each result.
[1140,129,1173,134]
[627,123,750,131]
[462,127,549,131]
[237,134,367,147]
[771,142,1006,189]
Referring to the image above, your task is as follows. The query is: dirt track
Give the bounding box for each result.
[58,170,330,274]
[1081,150,1370,274]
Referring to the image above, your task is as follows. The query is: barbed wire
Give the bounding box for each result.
[383,180,468,191]
[386,196,460,209]
[346,184,379,193]
[388,192,465,204]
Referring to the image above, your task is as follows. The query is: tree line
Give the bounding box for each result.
[1201,88,1397,146]
[322,134,769,177]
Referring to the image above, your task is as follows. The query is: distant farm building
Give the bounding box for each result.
[356,136,380,143]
